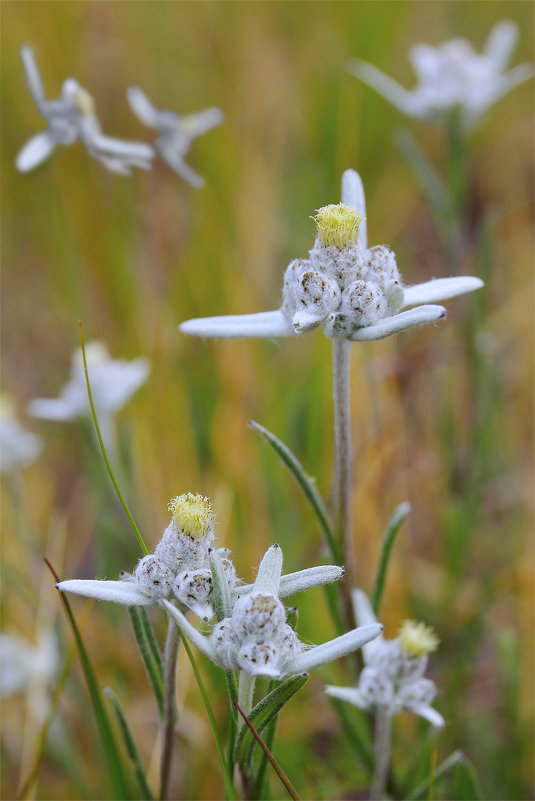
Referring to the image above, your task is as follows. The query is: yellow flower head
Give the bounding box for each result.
[312,204,364,249]
[168,493,214,539]
[73,87,96,117]
[399,620,439,658]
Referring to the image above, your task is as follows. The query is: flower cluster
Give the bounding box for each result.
[348,20,532,129]
[164,544,382,680]
[17,47,154,174]
[127,86,224,187]
[326,590,444,728]
[179,169,483,343]
[0,395,42,473]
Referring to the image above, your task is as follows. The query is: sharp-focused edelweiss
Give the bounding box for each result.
[179,169,483,343]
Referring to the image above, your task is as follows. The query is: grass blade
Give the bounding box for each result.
[249,420,340,563]
[405,750,465,800]
[78,322,148,555]
[128,607,164,718]
[46,559,133,800]
[104,687,154,800]
[371,502,411,614]
[234,673,308,765]
[233,701,302,801]
[174,628,235,799]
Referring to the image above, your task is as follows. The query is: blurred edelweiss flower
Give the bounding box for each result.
[0,395,42,473]
[0,631,58,698]
[16,46,155,174]
[348,20,533,129]
[27,342,150,453]
[57,497,345,623]
[164,544,382,680]
[325,590,445,728]
[179,169,483,342]
[127,86,224,187]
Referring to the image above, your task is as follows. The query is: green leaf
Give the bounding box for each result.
[328,698,374,770]
[249,420,340,563]
[78,323,148,555]
[48,560,133,800]
[128,607,164,718]
[234,673,308,766]
[405,750,465,800]
[372,502,411,614]
[453,761,482,801]
[104,687,154,800]
[210,549,232,621]
[234,702,302,801]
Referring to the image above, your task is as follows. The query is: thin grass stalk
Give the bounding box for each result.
[159,620,179,800]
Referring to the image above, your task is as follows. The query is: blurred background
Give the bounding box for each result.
[1,1,533,799]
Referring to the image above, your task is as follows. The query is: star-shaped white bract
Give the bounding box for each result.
[127,86,224,187]
[325,590,445,728]
[57,497,346,624]
[179,169,483,342]
[16,47,155,174]
[0,395,42,473]
[348,21,532,129]
[0,632,58,701]
[27,342,150,453]
[164,544,382,680]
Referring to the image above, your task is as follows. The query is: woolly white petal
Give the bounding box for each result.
[158,144,205,187]
[350,305,446,341]
[348,59,423,117]
[484,20,518,71]
[352,589,384,662]
[402,276,484,307]
[16,131,55,172]
[324,685,369,709]
[233,565,345,600]
[179,310,295,339]
[287,623,383,673]
[410,702,446,728]
[126,86,160,127]
[27,397,79,421]
[90,133,154,161]
[341,168,367,248]
[181,107,225,137]
[252,544,283,595]
[162,600,216,660]
[56,579,154,606]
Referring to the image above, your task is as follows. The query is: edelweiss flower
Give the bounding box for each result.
[0,395,42,473]
[27,342,150,454]
[179,169,483,342]
[348,20,532,129]
[0,631,58,699]
[127,86,224,187]
[57,498,345,623]
[164,544,382,680]
[325,590,444,728]
[16,47,154,174]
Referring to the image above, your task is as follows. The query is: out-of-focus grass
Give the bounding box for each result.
[1,2,533,799]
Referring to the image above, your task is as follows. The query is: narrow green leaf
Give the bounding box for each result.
[128,607,164,718]
[175,629,235,799]
[249,420,340,563]
[406,750,465,800]
[47,560,133,800]
[234,673,308,765]
[104,687,154,800]
[328,698,374,769]
[452,761,482,801]
[210,549,232,621]
[234,701,302,801]
[252,709,278,799]
[372,502,411,614]
[78,322,148,555]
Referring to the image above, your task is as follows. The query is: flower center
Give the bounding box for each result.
[398,620,439,657]
[168,492,214,538]
[312,203,364,249]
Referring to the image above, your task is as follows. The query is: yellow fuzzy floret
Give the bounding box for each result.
[168,493,214,538]
[312,203,364,249]
[399,620,439,657]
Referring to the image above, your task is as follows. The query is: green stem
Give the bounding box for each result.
[371,708,392,801]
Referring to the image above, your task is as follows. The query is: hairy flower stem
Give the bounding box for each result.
[370,707,392,801]
[238,673,256,796]
[160,620,179,800]
[332,337,356,630]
